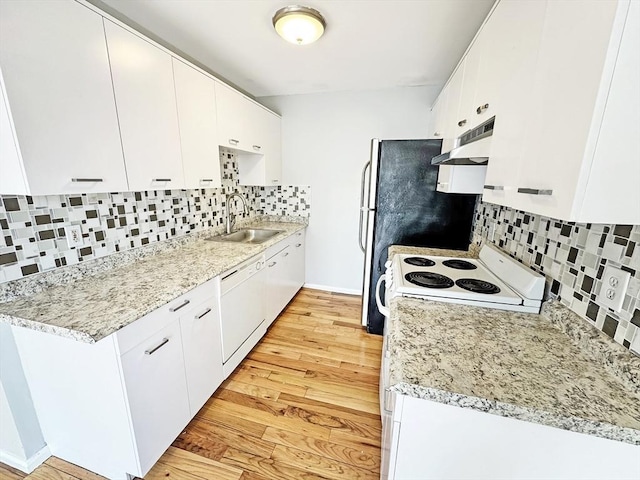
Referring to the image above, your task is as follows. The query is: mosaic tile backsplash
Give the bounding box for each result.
[0,149,310,283]
[473,202,640,353]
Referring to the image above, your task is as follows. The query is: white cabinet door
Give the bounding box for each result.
[442,66,465,153]
[286,231,306,298]
[215,81,250,151]
[104,20,184,192]
[0,0,127,195]
[480,0,547,208]
[515,0,619,219]
[265,246,290,326]
[0,83,27,195]
[180,296,224,415]
[455,38,483,138]
[427,92,447,144]
[172,59,221,189]
[120,319,190,475]
[237,108,283,186]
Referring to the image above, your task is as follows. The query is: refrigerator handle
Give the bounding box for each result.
[358,160,372,252]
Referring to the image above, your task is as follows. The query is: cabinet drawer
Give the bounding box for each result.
[120,319,190,475]
[116,277,218,354]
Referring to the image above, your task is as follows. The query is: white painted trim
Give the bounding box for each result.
[303,283,361,296]
[0,444,50,473]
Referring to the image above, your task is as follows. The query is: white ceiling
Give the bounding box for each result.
[93,0,495,98]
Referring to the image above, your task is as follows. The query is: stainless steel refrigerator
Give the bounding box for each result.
[359,139,477,334]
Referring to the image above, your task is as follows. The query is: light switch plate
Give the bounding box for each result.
[64,225,83,248]
[597,265,631,312]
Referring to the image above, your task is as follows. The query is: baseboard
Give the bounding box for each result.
[0,444,50,473]
[303,283,362,296]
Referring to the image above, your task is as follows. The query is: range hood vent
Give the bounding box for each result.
[432,116,495,166]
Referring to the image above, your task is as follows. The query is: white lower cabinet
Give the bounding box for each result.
[180,297,224,416]
[120,320,190,475]
[11,277,223,479]
[265,229,306,326]
[384,394,639,480]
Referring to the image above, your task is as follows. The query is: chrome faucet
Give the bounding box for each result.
[225,193,249,234]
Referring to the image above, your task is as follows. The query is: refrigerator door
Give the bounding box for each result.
[360,139,380,326]
[365,139,477,334]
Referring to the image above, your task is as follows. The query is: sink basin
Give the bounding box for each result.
[206,228,283,244]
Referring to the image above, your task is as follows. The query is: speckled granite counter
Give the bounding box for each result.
[385,244,640,445]
[0,220,306,344]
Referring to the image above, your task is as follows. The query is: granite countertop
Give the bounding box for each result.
[0,220,306,344]
[385,243,640,445]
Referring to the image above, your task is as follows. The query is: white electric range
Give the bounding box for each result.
[382,243,546,314]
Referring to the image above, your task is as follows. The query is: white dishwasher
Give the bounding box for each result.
[220,253,266,376]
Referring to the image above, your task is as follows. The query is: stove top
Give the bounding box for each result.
[388,245,545,313]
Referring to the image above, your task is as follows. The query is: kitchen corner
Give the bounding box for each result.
[380,244,640,478]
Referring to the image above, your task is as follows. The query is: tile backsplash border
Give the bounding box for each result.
[0,149,310,284]
[473,202,640,353]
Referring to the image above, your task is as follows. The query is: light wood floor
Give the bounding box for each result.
[0,288,383,480]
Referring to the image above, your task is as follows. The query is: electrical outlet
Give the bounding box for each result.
[64,225,83,248]
[597,265,631,312]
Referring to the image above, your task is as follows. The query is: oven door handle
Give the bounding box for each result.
[375,274,390,318]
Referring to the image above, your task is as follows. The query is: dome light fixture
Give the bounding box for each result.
[272,5,326,45]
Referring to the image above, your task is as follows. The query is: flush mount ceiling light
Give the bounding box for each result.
[272,5,326,45]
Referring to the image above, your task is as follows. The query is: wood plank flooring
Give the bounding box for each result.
[0,288,382,480]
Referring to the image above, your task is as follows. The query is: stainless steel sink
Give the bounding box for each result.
[206,228,283,244]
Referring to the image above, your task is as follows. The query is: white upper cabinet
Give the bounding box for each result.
[513,0,638,223]
[481,0,547,207]
[215,80,283,186]
[215,82,252,152]
[172,59,221,189]
[0,0,128,195]
[427,91,448,149]
[442,66,465,153]
[104,20,185,192]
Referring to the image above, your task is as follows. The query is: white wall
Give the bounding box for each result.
[260,87,436,293]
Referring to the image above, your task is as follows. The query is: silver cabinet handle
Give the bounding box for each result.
[476,103,489,114]
[169,299,190,312]
[72,178,103,182]
[268,261,277,268]
[145,337,169,355]
[272,179,279,183]
[517,188,553,196]
[200,178,213,182]
[253,145,261,151]
[433,132,441,137]
[283,252,289,257]
[484,185,504,191]
[228,138,239,145]
[458,119,467,127]
[195,308,212,319]
[295,243,302,247]
[153,178,171,182]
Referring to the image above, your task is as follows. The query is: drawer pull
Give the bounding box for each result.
[433,131,441,137]
[169,299,190,312]
[283,252,289,257]
[229,138,239,145]
[476,103,489,114]
[200,178,213,182]
[272,180,279,183]
[457,119,467,127]
[145,337,169,355]
[72,178,103,183]
[253,145,262,151]
[517,187,553,196]
[295,243,302,247]
[268,261,277,268]
[153,178,171,182]
[195,308,212,319]
[483,185,504,191]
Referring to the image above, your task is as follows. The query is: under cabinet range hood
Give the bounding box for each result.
[432,116,494,194]
[432,116,495,166]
